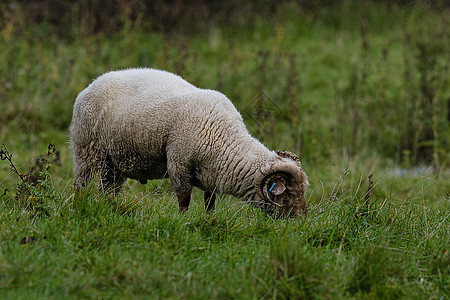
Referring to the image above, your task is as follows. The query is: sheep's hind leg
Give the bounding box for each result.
[100,156,126,194]
[73,164,92,191]
[204,191,216,212]
[72,147,99,190]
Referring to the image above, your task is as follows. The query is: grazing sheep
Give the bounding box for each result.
[70,68,309,217]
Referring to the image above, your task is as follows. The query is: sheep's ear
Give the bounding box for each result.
[269,179,286,195]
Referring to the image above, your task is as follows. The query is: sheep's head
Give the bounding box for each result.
[255,151,309,217]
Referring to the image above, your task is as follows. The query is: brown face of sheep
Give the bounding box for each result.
[255,151,309,217]
[259,172,308,217]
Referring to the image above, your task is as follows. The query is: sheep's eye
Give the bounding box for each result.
[284,192,295,199]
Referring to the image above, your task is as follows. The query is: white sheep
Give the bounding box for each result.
[70,68,309,216]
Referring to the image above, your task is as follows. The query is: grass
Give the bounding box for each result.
[0,156,448,298]
[1,1,449,298]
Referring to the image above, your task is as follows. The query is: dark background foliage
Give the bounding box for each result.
[1,0,448,38]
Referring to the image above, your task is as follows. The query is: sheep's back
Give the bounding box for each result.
[70,68,248,181]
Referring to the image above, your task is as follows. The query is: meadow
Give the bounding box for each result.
[0,1,449,298]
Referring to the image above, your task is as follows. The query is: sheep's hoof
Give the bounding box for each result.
[139,179,147,184]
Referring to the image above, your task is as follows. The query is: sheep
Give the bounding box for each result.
[70,68,309,217]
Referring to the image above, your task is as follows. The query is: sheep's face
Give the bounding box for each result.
[259,171,309,217]
[255,151,309,218]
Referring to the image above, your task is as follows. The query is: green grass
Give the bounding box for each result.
[0,160,448,298]
[1,1,449,298]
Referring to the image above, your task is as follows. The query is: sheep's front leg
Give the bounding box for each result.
[204,191,216,212]
[176,191,192,213]
[167,151,194,213]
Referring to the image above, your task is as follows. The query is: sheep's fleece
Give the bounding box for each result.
[70,68,308,216]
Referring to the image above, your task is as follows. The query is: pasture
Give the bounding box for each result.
[1,1,449,298]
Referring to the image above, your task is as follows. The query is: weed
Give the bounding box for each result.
[1,143,60,217]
